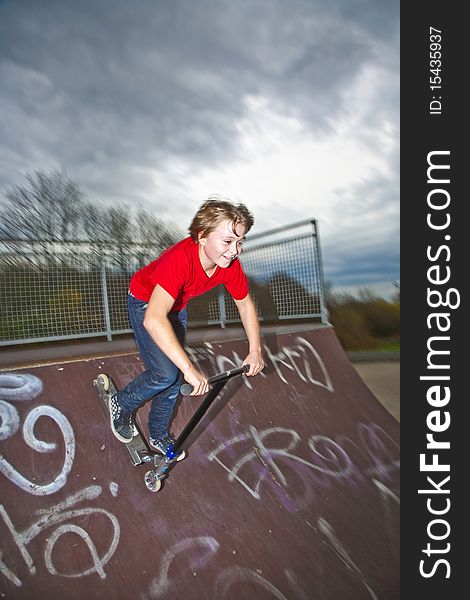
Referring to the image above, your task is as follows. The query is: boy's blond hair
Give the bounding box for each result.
[189,195,254,241]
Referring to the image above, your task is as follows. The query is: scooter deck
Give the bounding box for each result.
[94,374,151,467]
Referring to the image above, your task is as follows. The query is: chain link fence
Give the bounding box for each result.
[0,219,326,346]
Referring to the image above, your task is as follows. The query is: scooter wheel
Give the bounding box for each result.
[144,471,162,493]
[175,450,186,462]
[95,373,110,392]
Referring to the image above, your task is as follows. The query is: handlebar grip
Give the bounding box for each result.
[180,383,193,396]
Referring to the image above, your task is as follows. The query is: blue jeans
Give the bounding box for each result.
[116,293,188,439]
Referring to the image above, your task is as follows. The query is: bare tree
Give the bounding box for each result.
[1,170,83,243]
[81,201,108,243]
[136,208,180,246]
[0,170,182,268]
[391,279,400,304]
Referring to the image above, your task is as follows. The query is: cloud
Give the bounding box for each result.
[0,0,399,295]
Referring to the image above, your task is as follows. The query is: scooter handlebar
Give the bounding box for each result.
[180,364,249,397]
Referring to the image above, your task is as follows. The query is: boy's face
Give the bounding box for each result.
[198,219,247,269]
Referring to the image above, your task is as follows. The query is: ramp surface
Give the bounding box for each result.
[0,327,399,599]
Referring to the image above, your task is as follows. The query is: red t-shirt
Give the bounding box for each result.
[129,237,249,310]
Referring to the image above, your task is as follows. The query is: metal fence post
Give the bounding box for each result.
[100,257,113,341]
[218,286,226,328]
[313,219,329,324]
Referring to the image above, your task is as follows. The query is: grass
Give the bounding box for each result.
[374,341,400,352]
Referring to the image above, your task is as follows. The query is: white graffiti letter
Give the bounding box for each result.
[0,405,75,495]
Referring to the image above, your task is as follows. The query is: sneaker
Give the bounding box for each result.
[149,435,186,461]
[149,434,175,454]
[109,394,134,443]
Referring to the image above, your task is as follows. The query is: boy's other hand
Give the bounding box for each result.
[183,365,209,396]
[243,351,264,376]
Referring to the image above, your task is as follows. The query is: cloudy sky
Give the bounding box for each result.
[0,0,399,298]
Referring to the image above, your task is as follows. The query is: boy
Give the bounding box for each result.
[109,196,264,455]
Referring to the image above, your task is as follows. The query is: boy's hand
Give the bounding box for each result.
[242,351,264,376]
[183,365,209,396]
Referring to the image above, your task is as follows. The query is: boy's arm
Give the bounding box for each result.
[234,294,264,376]
[143,285,209,396]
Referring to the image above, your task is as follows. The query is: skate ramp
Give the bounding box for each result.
[0,326,399,599]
